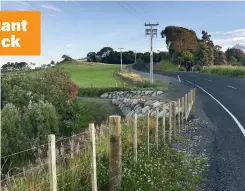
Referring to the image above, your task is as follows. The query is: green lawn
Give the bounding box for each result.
[57,61,121,87]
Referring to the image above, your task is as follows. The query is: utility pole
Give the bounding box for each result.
[118,48,123,71]
[134,50,137,64]
[145,23,159,84]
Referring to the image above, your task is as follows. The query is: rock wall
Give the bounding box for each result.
[101,91,183,118]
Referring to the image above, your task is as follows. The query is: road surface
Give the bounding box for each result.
[135,69,245,191]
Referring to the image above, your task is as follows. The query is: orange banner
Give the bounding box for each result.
[0,11,41,56]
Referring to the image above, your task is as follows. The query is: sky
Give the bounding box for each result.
[1,1,245,67]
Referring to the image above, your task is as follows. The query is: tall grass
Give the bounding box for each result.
[202,65,245,78]
[155,60,181,72]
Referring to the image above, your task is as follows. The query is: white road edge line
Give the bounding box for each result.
[204,79,212,82]
[183,79,245,137]
[227,85,236,90]
[178,75,181,82]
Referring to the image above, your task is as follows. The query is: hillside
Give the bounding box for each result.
[56,61,121,87]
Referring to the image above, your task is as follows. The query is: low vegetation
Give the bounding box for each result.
[201,65,245,78]
[3,118,207,191]
[0,67,115,175]
[117,69,168,89]
[154,60,181,72]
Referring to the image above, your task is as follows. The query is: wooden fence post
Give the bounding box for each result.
[89,123,97,191]
[185,94,188,121]
[178,99,180,133]
[162,103,166,144]
[172,101,176,139]
[109,115,122,191]
[133,113,137,162]
[169,102,173,144]
[182,97,185,129]
[48,134,57,191]
[155,108,159,149]
[147,109,150,156]
[192,88,196,112]
[188,91,191,111]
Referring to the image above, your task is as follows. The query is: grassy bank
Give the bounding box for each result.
[4,61,121,87]
[154,60,182,72]
[201,65,245,78]
[57,61,121,86]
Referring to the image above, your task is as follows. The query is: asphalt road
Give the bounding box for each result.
[152,70,245,191]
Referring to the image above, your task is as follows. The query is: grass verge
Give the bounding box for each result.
[155,60,181,72]
[201,65,245,78]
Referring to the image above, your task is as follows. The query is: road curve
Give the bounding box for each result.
[154,70,245,191]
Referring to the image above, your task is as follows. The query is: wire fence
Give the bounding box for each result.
[1,88,196,191]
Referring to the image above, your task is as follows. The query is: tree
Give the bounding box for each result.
[86,52,97,62]
[96,47,113,62]
[201,30,212,43]
[50,60,55,65]
[161,26,199,55]
[181,50,193,63]
[225,48,245,64]
[61,54,72,62]
[104,51,120,64]
[213,45,227,65]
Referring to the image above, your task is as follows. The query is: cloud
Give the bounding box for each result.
[213,36,245,44]
[211,28,245,36]
[210,28,245,50]
[40,4,60,12]
[223,28,245,35]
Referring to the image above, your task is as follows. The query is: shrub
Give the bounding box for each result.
[23,100,59,144]
[178,66,186,71]
[68,83,80,103]
[59,100,93,136]
[1,103,26,156]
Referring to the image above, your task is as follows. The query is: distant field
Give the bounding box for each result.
[3,61,122,87]
[201,65,245,78]
[57,61,121,86]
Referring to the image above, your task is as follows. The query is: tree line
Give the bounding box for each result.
[1,62,32,72]
[160,26,245,70]
[87,26,245,71]
[86,47,168,64]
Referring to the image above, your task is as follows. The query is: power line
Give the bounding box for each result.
[136,3,158,23]
[115,2,146,23]
[122,3,150,23]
